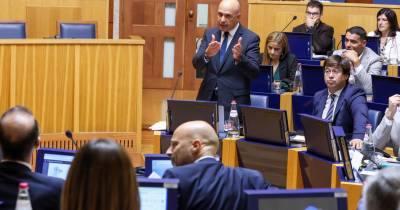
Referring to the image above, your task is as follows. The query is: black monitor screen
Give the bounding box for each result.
[167,100,218,134]
[242,106,289,145]
[300,114,338,162]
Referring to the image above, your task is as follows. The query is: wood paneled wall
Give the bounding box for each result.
[248,0,400,53]
[0,39,144,152]
[0,0,109,38]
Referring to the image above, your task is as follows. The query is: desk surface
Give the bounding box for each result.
[0,38,145,45]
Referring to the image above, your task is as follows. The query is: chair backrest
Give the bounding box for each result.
[250,94,269,108]
[59,22,96,38]
[368,109,383,132]
[0,22,26,39]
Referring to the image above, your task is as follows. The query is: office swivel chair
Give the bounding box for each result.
[0,22,26,38]
[367,109,383,132]
[250,94,269,108]
[58,22,96,39]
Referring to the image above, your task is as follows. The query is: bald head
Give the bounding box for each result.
[217,0,241,32]
[167,121,219,166]
[219,0,240,15]
[0,106,39,161]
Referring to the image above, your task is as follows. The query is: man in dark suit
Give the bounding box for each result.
[312,55,368,149]
[163,120,270,210]
[292,0,334,55]
[193,0,260,118]
[0,106,64,210]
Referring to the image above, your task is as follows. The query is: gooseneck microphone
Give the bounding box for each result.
[65,130,78,149]
[281,16,298,32]
[170,71,183,99]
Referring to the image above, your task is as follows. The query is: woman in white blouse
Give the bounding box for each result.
[368,8,400,65]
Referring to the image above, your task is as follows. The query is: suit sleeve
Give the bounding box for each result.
[353,56,382,94]
[349,90,368,139]
[192,30,210,71]
[162,169,176,178]
[312,25,334,54]
[372,114,393,149]
[235,34,261,79]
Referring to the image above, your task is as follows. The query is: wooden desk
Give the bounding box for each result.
[341,181,363,210]
[0,39,144,153]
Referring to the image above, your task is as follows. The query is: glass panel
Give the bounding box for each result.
[164,3,176,26]
[163,38,175,78]
[197,4,208,28]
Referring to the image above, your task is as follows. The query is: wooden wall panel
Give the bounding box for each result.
[0,39,144,152]
[0,0,109,38]
[248,1,400,53]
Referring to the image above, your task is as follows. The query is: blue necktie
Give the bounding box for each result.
[325,94,336,121]
[219,32,229,64]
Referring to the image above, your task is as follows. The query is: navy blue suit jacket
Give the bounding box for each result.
[312,84,368,140]
[0,161,64,210]
[193,25,260,111]
[163,158,269,210]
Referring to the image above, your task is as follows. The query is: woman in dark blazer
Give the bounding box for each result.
[262,31,298,91]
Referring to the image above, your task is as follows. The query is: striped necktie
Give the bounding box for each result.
[325,94,336,121]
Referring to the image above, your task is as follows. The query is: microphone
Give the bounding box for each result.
[170,71,183,99]
[65,130,78,149]
[281,16,297,32]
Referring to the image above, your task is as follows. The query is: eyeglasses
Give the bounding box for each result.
[306,11,320,17]
[217,12,237,21]
[324,69,342,75]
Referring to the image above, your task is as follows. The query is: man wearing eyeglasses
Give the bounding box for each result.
[312,55,368,149]
[193,0,260,119]
[292,0,334,55]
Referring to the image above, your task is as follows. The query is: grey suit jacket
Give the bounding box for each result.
[373,110,400,156]
[333,47,382,94]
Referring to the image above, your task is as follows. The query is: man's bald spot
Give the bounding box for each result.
[219,0,241,15]
[0,112,36,143]
[175,121,219,147]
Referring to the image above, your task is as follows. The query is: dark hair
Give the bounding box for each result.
[364,167,400,210]
[0,106,39,161]
[324,55,351,77]
[374,8,400,37]
[307,0,323,15]
[262,31,290,64]
[62,139,140,210]
[346,26,367,41]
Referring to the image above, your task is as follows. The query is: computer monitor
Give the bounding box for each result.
[372,75,400,104]
[285,32,312,60]
[300,114,339,162]
[144,154,173,177]
[167,100,218,134]
[35,148,76,180]
[251,65,273,94]
[138,178,179,210]
[245,188,348,210]
[241,106,289,145]
[301,64,325,96]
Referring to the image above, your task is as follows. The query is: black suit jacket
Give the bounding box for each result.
[0,161,64,210]
[276,53,298,91]
[293,21,334,55]
[163,158,269,210]
[312,84,368,140]
[193,25,261,111]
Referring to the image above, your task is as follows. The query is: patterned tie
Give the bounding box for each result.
[219,32,229,64]
[325,94,336,121]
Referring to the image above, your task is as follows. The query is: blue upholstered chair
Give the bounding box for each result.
[0,22,26,39]
[250,94,269,108]
[59,22,96,39]
[368,109,383,132]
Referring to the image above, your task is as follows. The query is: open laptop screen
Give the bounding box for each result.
[138,178,179,210]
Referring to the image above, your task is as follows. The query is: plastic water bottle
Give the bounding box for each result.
[362,124,375,156]
[15,182,32,210]
[292,63,303,94]
[227,100,240,138]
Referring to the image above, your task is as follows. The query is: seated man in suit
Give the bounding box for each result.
[333,26,382,95]
[372,94,400,156]
[0,106,64,210]
[292,0,334,55]
[312,55,368,149]
[163,120,270,210]
[193,0,260,119]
